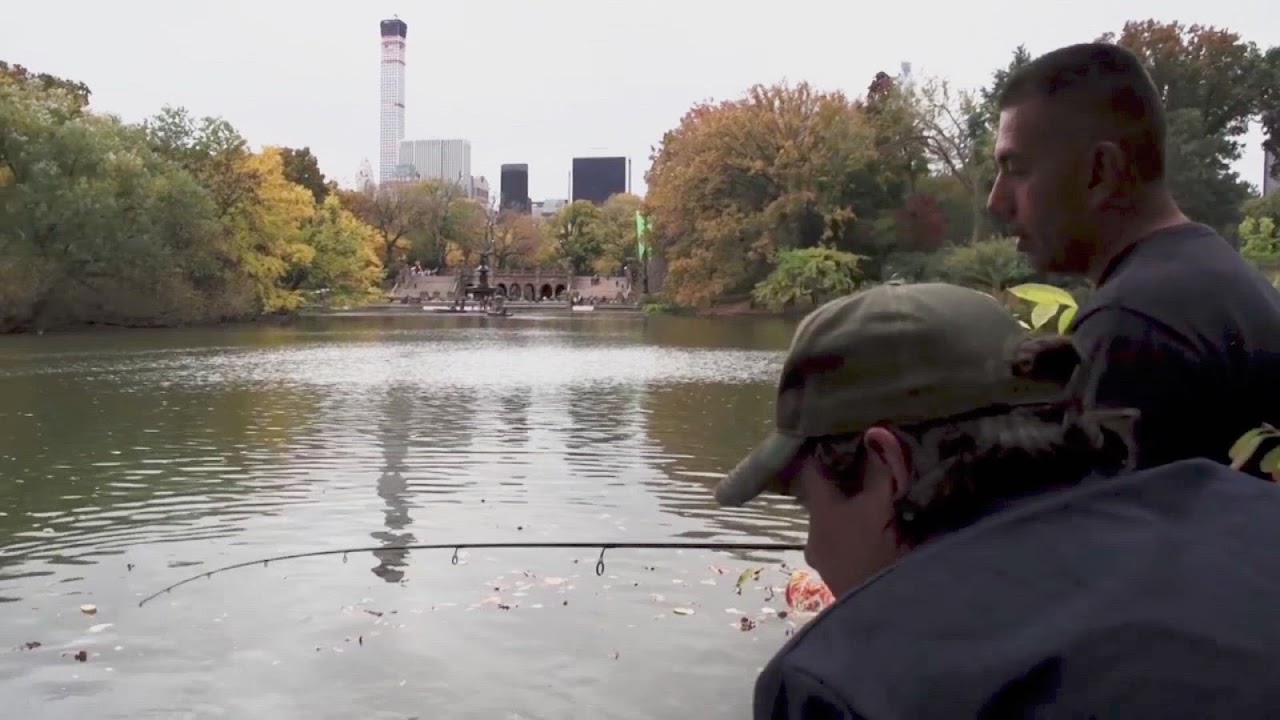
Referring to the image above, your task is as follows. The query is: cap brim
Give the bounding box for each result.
[714,432,807,507]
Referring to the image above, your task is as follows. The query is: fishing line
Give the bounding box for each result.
[136,540,806,607]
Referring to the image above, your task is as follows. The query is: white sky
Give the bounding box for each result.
[2,0,1274,201]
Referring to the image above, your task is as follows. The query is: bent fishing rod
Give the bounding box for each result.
[136,540,806,608]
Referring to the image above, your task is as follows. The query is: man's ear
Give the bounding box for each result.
[1088,140,1136,210]
[862,426,911,497]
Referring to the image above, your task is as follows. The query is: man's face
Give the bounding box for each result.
[793,441,906,598]
[987,98,1096,275]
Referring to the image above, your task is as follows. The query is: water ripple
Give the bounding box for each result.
[0,314,807,718]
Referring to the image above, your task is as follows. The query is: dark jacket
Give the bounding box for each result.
[754,460,1280,719]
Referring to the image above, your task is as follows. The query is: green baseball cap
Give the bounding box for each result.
[713,282,1069,507]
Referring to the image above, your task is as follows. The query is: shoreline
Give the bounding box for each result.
[0,299,808,335]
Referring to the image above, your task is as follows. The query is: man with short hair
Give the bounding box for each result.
[987,42,1280,470]
[717,282,1280,719]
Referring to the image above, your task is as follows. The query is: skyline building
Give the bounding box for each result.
[500,163,531,213]
[398,138,472,191]
[470,175,490,206]
[571,156,628,205]
[355,158,375,191]
[379,18,408,185]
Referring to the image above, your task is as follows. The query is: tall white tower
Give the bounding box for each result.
[379,18,408,186]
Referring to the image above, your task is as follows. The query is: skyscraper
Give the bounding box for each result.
[379,18,408,185]
[398,139,471,190]
[500,163,530,213]
[571,156,627,205]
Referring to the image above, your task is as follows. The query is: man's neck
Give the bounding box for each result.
[1085,191,1190,286]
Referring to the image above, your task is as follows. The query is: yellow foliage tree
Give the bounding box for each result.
[224,147,317,312]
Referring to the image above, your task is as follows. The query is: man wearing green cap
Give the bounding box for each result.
[720,282,1280,719]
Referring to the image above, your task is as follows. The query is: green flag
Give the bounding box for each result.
[635,211,649,262]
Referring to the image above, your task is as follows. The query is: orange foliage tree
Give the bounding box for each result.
[644,82,878,308]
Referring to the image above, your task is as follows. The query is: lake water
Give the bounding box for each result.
[0,311,812,719]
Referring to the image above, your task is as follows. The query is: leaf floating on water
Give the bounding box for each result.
[73,650,88,662]
[79,604,97,616]
[739,617,758,632]
[735,568,763,594]
[672,608,695,616]
[20,641,41,651]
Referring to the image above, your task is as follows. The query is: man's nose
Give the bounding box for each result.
[986,178,1011,222]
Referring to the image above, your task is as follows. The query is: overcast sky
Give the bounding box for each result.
[3,1,1273,201]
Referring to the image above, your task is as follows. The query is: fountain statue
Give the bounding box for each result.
[466,212,504,315]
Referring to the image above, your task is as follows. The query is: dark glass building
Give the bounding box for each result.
[500,163,530,213]
[571,156,626,205]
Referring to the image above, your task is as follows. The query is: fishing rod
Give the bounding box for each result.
[136,540,806,608]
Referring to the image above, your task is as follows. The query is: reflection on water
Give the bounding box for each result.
[371,387,416,584]
[0,313,808,719]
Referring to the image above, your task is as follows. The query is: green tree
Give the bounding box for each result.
[0,78,237,329]
[595,192,645,275]
[751,247,863,312]
[142,106,261,220]
[544,200,606,274]
[278,146,332,204]
[288,195,384,304]
[0,60,91,106]
[1098,20,1265,235]
[1259,47,1280,178]
[936,237,1032,296]
[1243,190,1280,227]
[1239,216,1280,286]
[1163,108,1254,235]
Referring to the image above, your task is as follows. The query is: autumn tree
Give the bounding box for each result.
[0,60,91,107]
[229,147,318,312]
[491,210,543,270]
[900,77,991,242]
[895,191,946,252]
[645,81,877,307]
[337,181,434,274]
